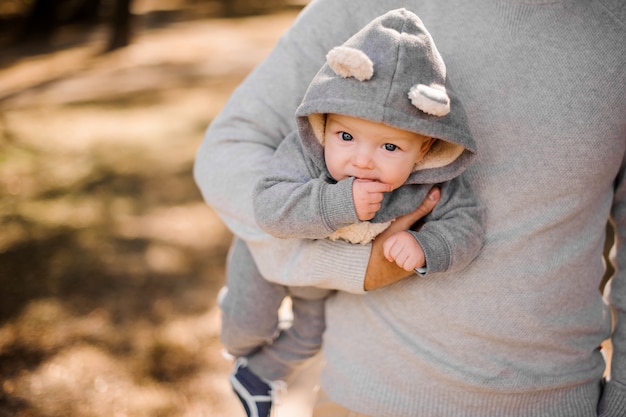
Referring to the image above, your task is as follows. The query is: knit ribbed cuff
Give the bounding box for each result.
[311,238,369,294]
[409,229,451,274]
[598,379,626,417]
[320,177,359,231]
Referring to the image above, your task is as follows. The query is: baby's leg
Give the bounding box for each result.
[219,238,287,357]
[246,287,330,381]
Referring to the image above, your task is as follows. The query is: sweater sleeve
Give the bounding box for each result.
[253,131,359,239]
[409,174,484,274]
[600,153,626,416]
[193,0,371,294]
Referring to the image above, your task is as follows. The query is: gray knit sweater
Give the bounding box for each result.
[194,0,626,416]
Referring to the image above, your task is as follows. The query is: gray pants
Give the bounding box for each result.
[219,238,331,381]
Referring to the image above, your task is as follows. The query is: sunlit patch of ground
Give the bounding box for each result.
[0,7,304,417]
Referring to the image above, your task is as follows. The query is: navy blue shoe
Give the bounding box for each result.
[230,359,285,417]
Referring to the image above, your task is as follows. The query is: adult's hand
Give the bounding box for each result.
[364,187,440,291]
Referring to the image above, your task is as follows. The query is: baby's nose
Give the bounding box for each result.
[352,150,374,169]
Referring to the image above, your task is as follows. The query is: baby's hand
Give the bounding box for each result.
[383,231,425,272]
[352,179,392,221]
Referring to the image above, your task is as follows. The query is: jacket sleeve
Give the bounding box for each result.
[599,154,626,416]
[193,0,372,294]
[409,174,484,275]
[253,131,358,239]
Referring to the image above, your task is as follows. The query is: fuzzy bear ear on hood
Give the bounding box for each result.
[408,84,450,117]
[327,46,374,81]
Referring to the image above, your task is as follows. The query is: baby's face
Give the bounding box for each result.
[323,114,433,190]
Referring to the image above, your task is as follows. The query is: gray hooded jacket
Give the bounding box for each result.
[254,9,483,274]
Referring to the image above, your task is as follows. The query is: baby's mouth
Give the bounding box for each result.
[353,176,380,182]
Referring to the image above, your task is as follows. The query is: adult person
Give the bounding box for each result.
[220,10,483,417]
[194,0,626,416]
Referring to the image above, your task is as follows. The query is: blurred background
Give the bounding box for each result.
[0,0,313,416]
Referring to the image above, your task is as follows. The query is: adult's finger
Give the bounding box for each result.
[387,187,440,234]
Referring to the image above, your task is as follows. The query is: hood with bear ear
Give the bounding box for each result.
[295,8,476,185]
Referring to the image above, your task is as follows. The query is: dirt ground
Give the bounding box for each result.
[0,4,315,417]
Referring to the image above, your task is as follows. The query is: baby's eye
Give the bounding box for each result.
[339,132,353,141]
[384,143,398,151]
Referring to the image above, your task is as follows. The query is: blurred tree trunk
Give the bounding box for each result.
[219,0,238,17]
[20,0,57,42]
[68,0,103,24]
[106,0,132,51]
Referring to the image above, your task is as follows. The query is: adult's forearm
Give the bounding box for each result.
[247,235,370,294]
[364,187,441,290]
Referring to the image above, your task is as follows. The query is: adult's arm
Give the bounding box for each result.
[364,187,441,290]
